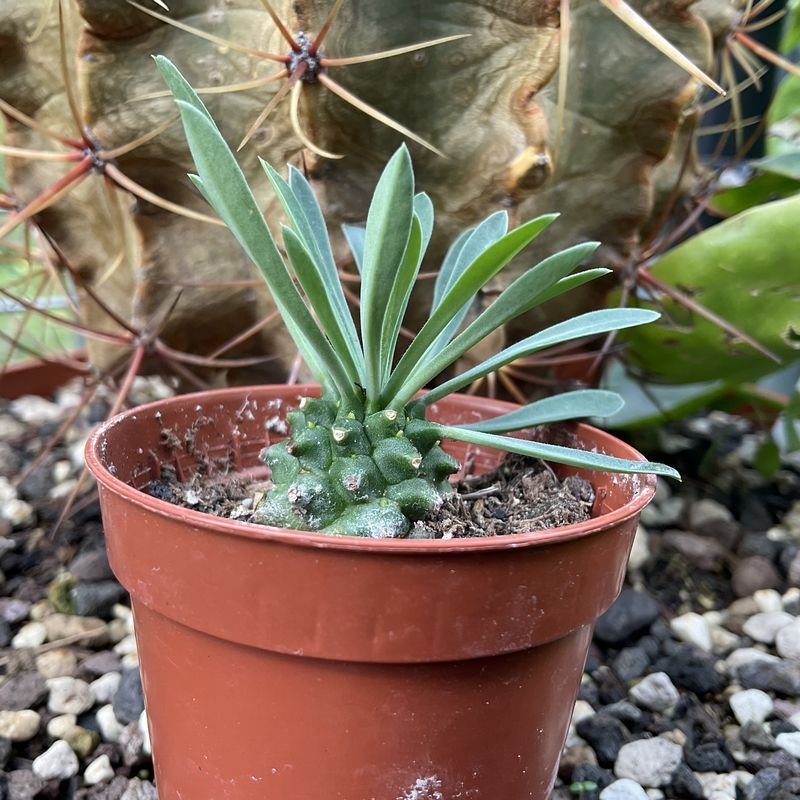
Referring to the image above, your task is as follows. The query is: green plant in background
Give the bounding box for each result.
[158,57,678,537]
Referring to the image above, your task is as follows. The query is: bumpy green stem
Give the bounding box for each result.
[253,396,458,537]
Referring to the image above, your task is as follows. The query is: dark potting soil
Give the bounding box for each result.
[144,447,594,538]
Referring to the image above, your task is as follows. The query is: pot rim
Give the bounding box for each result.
[85,385,656,554]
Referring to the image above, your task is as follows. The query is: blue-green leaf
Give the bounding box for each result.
[361,146,415,402]
[437,424,680,480]
[420,308,660,405]
[461,390,625,433]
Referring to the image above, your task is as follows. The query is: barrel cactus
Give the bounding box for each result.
[158,57,677,536]
[1,0,727,382]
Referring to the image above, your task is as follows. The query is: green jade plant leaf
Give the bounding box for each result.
[156,56,678,538]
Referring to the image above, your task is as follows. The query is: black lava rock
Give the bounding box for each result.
[759,750,800,779]
[593,666,628,706]
[612,646,651,682]
[743,768,781,800]
[593,589,660,645]
[684,740,735,772]
[770,719,798,736]
[601,701,646,732]
[741,720,777,751]
[669,762,704,800]
[112,668,145,725]
[571,763,615,791]
[0,737,11,769]
[70,581,126,618]
[738,532,781,561]
[68,550,114,582]
[0,620,10,649]
[655,646,725,696]
[575,713,630,767]
[738,660,800,696]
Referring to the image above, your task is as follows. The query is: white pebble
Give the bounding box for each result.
[726,647,781,672]
[615,737,683,787]
[776,620,800,661]
[754,589,783,613]
[11,621,47,649]
[566,699,595,747]
[776,731,800,758]
[52,460,72,484]
[11,396,62,424]
[35,647,78,679]
[47,676,94,715]
[32,739,79,780]
[84,754,115,785]
[96,703,124,743]
[710,628,740,657]
[630,673,680,712]
[600,779,649,800]
[139,709,151,756]
[46,713,77,739]
[697,773,736,799]
[2,498,34,528]
[729,689,773,725]
[121,652,139,670]
[114,634,138,656]
[671,613,712,652]
[733,771,754,788]
[627,525,650,572]
[90,671,121,705]
[742,611,794,644]
[0,709,41,741]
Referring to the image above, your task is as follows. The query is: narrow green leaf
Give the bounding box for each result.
[401,243,600,398]
[282,226,362,381]
[432,228,471,308]
[156,58,360,409]
[361,145,415,403]
[262,161,364,381]
[462,390,625,433]
[379,215,423,383]
[342,224,365,273]
[383,213,559,405]
[419,309,660,406]
[436,424,680,480]
[432,211,508,309]
[414,192,434,248]
[427,211,512,359]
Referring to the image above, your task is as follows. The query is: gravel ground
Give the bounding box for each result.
[0,380,799,799]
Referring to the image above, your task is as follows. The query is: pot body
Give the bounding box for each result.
[86,386,655,800]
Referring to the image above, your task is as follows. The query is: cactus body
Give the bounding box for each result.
[1,0,722,382]
[254,398,455,536]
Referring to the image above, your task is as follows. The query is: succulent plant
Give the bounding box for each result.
[158,56,678,537]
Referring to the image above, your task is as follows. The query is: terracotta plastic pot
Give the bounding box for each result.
[0,353,86,400]
[86,385,656,800]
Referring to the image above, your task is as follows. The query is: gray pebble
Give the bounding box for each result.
[743,768,781,800]
[112,668,144,725]
[0,672,47,711]
[629,673,680,712]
